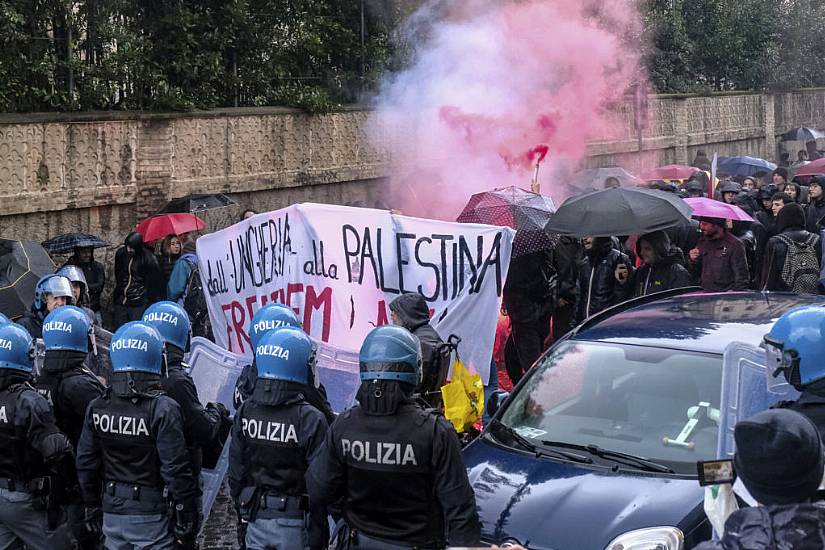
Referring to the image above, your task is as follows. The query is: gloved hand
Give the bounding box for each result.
[207,402,230,419]
[72,506,103,549]
[173,500,201,550]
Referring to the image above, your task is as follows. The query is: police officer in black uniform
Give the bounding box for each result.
[0,322,75,550]
[142,301,229,504]
[76,321,199,550]
[36,305,106,549]
[308,325,481,549]
[229,326,330,550]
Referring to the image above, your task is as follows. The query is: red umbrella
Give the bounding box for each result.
[136,213,206,243]
[643,164,700,181]
[794,158,825,177]
[684,198,754,222]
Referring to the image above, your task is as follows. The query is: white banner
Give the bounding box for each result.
[196,203,514,382]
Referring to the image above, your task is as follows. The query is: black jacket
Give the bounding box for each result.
[553,236,581,305]
[64,255,106,312]
[761,204,821,292]
[388,293,447,397]
[17,308,45,340]
[576,238,633,322]
[112,245,163,307]
[807,197,825,233]
[633,248,692,297]
[694,503,825,550]
[503,248,555,323]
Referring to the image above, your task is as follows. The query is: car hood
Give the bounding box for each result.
[465,436,705,550]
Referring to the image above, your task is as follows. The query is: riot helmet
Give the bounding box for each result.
[249,304,301,349]
[0,324,35,372]
[255,327,315,384]
[359,325,422,386]
[142,301,191,352]
[56,265,89,306]
[110,321,165,375]
[42,305,92,354]
[763,306,825,389]
[33,275,74,311]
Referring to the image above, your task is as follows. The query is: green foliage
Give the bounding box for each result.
[0,0,395,112]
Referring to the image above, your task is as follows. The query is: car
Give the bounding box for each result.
[464,290,824,550]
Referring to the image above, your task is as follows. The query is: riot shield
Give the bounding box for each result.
[314,340,361,412]
[717,342,800,458]
[33,326,113,381]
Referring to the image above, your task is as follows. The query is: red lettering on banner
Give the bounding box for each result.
[231,302,247,354]
[221,303,234,352]
[376,300,389,327]
[304,286,332,342]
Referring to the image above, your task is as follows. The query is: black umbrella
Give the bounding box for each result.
[570,167,641,190]
[780,127,825,142]
[0,240,56,319]
[41,232,107,255]
[545,188,693,238]
[158,193,238,214]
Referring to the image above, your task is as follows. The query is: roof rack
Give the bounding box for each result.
[569,286,703,338]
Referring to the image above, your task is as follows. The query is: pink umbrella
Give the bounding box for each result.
[643,164,700,181]
[794,158,825,177]
[684,197,754,222]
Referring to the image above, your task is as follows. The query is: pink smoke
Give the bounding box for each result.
[370,0,647,219]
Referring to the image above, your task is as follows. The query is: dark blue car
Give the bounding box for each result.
[465,290,823,550]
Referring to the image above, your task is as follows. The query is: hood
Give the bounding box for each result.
[715,503,825,549]
[637,231,671,264]
[388,293,431,331]
[775,203,806,233]
[251,378,309,407]
[463,437,705,549]
[586,237,614,261]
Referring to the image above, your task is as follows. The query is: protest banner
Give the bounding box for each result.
[195,203,514,382]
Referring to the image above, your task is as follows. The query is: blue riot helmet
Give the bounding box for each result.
[33,275,74,311]
[142,301,191,352]
[249,304,301,349]
[56,265,89,306]
[255,327,315,384]
[359,325,422,385]
[763,306,825,389]
[0,323,35,372]
[110,321,165,375]
[42,306,91,353]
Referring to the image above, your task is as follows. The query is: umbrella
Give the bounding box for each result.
[0,240,56,319]
[158,193,238,214]
[457,186,557,256]
[136,213,206,243]
[41,233,107,255]
[716,156,776,177]
[545,188,693,238]
[793,158,825,177]
[643,164,700,181]
[683,198,754,222]
[569,167,641,190]
[780,127,825,142]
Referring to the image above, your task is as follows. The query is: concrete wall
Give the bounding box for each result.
[2,89,825,249]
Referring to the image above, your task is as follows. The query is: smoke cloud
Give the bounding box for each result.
[369,0,647,219]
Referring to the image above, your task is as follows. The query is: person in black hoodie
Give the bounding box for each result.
[760,203,821,293]
[389,293,448,403]
[551,236,581,342]
[502,247,555,384]
[805,177,825,233]
[632,231,692,297]
[112,232,163,330]
[575,237,634,323]
[63,246,105,318]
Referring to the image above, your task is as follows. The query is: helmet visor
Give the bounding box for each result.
[42,276,74,300]
[763,334,795,392]
[57,266,87,287]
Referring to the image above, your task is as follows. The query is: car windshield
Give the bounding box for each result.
[498,341,722,474]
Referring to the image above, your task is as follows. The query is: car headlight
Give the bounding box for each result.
[605,527,684,550]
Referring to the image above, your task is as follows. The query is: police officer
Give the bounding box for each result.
[235,304,334,424]
[142,301,229,502]
[229,327,330,550]
[764,305,825,439]
[308,325,481,549]
[37,306,106,549]
[0,322,74,550]
[57,265,100,327]
[75,322,199,550]
[18,275,74,339]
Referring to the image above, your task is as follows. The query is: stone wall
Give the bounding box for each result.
[1,89,825,248]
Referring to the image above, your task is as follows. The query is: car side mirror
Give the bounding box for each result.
[487,390,510,418]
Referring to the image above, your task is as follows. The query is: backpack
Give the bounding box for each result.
[775,234,820,294]
[182,255,212,339]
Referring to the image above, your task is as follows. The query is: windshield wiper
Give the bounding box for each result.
[540,440,674,474]
[490,420,593,464]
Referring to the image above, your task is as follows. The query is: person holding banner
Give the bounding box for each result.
[228,327,330,550]
[307,325,481,550]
